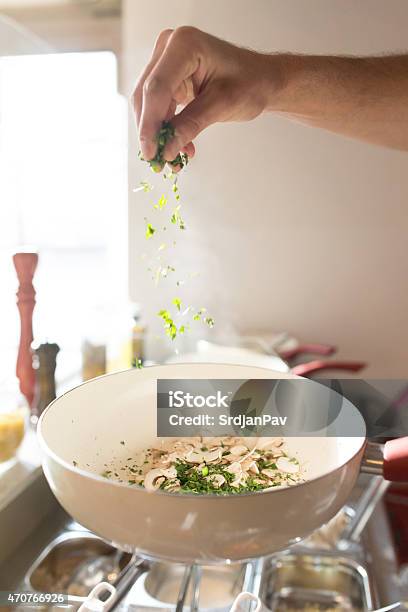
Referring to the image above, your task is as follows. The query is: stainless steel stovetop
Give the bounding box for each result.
[0,475,402,612]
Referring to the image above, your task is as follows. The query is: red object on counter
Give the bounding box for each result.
[13,252,38,408]
[291,360,366,377]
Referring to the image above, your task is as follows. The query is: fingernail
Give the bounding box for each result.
[140,140,156,161]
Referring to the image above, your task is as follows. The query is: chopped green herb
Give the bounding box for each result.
[139,121,214,341]
[139,121,188,173]
[172,297,182,311]
[140,181,153,192]
[145,223,156,239]
[154,195,167,210]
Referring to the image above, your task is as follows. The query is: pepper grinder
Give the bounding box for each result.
[31,341,60,420]
[13,251,38,408]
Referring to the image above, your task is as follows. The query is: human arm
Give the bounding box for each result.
[133,26,408,163]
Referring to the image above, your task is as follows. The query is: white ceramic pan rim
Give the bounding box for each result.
[37,363,367,500]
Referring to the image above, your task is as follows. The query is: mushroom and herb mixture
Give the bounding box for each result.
[101,437,304,495]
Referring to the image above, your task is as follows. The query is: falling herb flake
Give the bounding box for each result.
[138,121,214,341]
[139,121,188,173]
[193,308,206,322]
[154,195,167,210]
[145,223,156,239]
[172,297,182,311]
[133,180,153,193]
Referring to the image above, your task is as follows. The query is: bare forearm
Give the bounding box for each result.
[135,28,408,161]
[268,54,408,150]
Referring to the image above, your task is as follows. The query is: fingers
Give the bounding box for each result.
[138,28,202,160]
[165,99,177,121]
[182,142,195,158]
[132,28,173,129]
[163,88,224,160]
[174,76,195,106]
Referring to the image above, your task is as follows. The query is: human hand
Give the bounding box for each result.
[133,26,281,166]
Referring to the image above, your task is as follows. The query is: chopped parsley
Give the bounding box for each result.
[138,121,214,340]
[139,121,188,172]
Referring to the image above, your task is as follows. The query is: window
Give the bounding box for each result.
[0,51,127,383]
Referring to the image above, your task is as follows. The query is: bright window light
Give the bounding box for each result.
[0,51,127,381]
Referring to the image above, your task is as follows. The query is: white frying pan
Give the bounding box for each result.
[37,364,408,564]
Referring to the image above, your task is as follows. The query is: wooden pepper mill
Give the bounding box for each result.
[13,252,38,409]
[32,341,60,419]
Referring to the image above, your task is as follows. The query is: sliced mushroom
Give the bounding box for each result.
[268,449,284,458]
[163,479,181,492]
[246,460,259,474]
[226,461,243,475]
[115,435,302,495]
[209,474,226,488]
[258,437,283,450]
[143,468,167,491]
[253,478,266,485]
[276,456,300,473]
[229,445,248,456]
[230,471,248,488]
[220,437,242,447]
[162,466,177,479]
[202,448,223,463]
[262,468,278,479]
[185,449,205,464]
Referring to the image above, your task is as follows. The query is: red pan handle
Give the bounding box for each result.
[292,360,366,377]
[383,437,408,482]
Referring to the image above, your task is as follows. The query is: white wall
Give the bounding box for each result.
[123,0,408,376]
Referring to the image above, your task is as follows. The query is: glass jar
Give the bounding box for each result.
[0,377,28,464]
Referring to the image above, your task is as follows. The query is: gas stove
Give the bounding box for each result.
[1,474,401,612]
[21,528,373,611]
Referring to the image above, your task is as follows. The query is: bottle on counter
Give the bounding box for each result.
[0,377,28,464]
[81,308,107,382]
[31,341,60,422]
[107,303,146,372]
[82,340,106,382]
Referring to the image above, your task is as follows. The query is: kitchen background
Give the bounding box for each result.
[1,1,408,609]
[1,0,408,382]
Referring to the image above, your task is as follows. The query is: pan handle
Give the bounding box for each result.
[383,437,408,482]
[278,343,336,361]
[361,437,408,482]
[291,360,366,377]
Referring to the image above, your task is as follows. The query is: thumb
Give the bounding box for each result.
[163,88,225,161]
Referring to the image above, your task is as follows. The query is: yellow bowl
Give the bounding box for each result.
[0,409,26,463]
